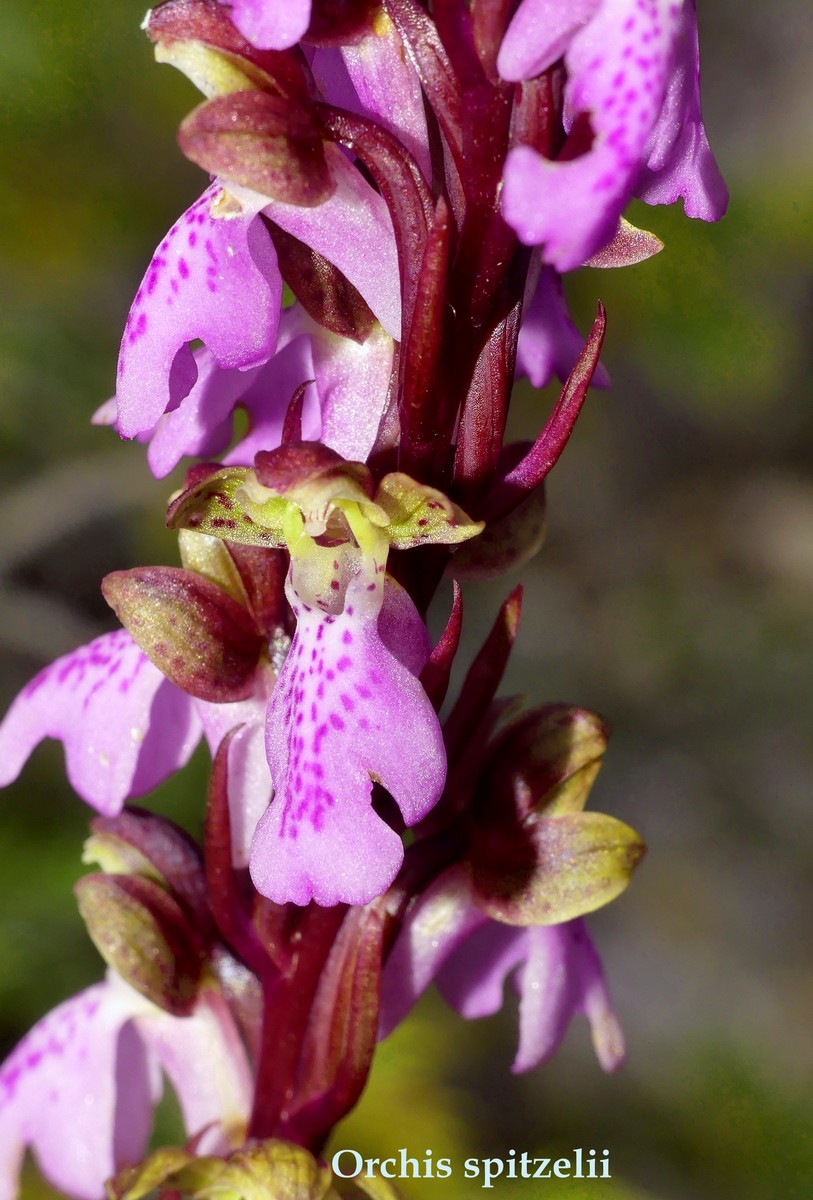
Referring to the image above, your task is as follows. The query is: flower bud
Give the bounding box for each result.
[102,565,264,703]
[74,873,204,1015]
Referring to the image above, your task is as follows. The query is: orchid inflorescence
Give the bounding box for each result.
[0,1,726,1195]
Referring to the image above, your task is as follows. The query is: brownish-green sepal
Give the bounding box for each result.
[110,1141,335,1200]
[178,528,249,604]
[74,873,204,1015]
[451,482,547,579]
[84,808,213,940]
[102,566,264,703]
[480,704,609,823]
[179,91,334,207]
[470,812,645,927]
[375,473,484,548]
[168,467,287,548]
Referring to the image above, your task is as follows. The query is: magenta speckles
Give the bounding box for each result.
[250,577,445,907]
[0,630,202,814]
[114,182,282,442]
[501,0,685,269]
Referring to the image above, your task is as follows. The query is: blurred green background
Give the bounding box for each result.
[2,2,812,1197]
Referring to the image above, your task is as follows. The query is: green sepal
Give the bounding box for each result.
[179,91,334,208]
[74,873,204,1016]
[105,1146,211,1200]
[110,1141,335,1200]
[479,704,609,822]
[84,808,213,939]
[375,473,484,548]
[177,528,249,604]
[167,466,288,547]
[471,812,645,927]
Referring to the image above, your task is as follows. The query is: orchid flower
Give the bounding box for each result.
[0,973,252,1200]
[167,447,484,905]
[500,0,728,271]
[379,867,624,1074]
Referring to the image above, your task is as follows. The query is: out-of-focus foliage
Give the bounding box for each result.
[2,2,813,1198]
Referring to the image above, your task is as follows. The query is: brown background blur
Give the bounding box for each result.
[1,3,812,1197]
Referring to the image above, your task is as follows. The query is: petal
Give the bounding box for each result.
[511,925,575,1072]
[146,347,265,479]
[195,691,272,868]
[258,148,402,339]
[517,260,610,388]
[135,987,252,1154]
[502,0,682,270]
[0,631,201,814]
[339,20,432,181]
[513,920,624,1072]
[116,184,282,439]
[0,982,158,1200]
[436,923,528,1020]
[224,315,320,466]
[378,866,486,1037]
[310,322,394,464]
[219,0,311,50]
[253,575,445,905]
[228,306,393,466]
[377,576,432,677]
[497,0,600,82]
[637,0,728,220]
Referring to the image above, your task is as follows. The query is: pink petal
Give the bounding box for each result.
[340,26,432,181]
[228,306,393,467]
[260,150,401,340]
[378,866,486,1038]
[517,259,610,388]
[195,691,272,868]
[637,0,728,220]
[0,631,201,814]
[146,348,265,479]
[513,922,624,1073]
[224,316,320,466]
[135,988,252,1154]
[502,0,682,270]
[116,184,281,439]
[497,0,600,82]
[436,922,527,1019]
[0,982,158,1200]
[219,0,311,50]
[253,577,445,906]
[311,322,394,464]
